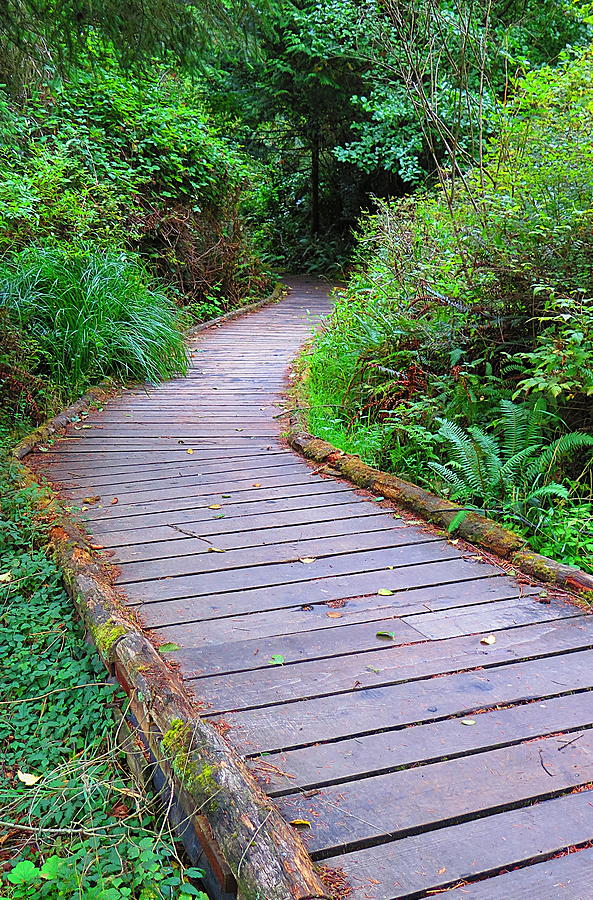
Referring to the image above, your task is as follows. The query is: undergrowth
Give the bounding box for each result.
[0,447,208,898]
[302,48,593,573]
[0,246,188,404]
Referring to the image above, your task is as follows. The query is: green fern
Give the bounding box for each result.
[429,400,593,527]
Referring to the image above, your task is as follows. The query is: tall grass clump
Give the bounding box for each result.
[0,246,188,396]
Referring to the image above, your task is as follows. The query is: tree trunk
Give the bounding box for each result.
[311,129,320,236]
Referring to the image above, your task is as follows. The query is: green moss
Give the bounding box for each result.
[90,620,127,657]
[160,719,219,807]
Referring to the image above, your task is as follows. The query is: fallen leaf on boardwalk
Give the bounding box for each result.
[480,634,496,645]
[83,496,101,505]
[0,572,12,583]
[377,588,393,596]
[371,496,385,502]
[186,449,194,454]
[252,483,262,487]
[81,424,93,429]
[222,494,231,498]
[17,770,41,786]
[208,547,226,553]
[110,497,118,505]
[213,513,225,519]
[158,643,180,653]
[289,819,311,828]
[366,665,381,673]
[326,611,342,618]
[461,718,476,726]
[299,557,316,564]
[376,631,396,640]
[208,504,222,510]
[235,428,244,432]
[269,654,285,665]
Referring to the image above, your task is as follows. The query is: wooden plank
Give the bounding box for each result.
[120,543,473,602]
[64,461,311,499]
[320,790,593,899]
[140,574,532,634]
[94,501,392,548]
[209,648,593,754]
[43,454,295,484]
[178,609,590,710]
[445,847,593,898]
[279,730,593,854]
[252,689,593,795]
[116,531,440,585]
[82,479,357,522]
[113,514,403,563]
[132,566,515,623]
[89,489,359,534]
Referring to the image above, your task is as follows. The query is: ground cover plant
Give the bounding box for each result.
[302,48,593,573]
[0,452,209,899]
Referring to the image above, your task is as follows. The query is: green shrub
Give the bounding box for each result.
[0,246,188,396]
[302,48,593,571]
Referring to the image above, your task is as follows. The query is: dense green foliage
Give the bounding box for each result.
[0,460,208,899]
[214,0,588,270]
[304,48,593,571]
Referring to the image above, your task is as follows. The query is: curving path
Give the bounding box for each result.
[33,278,593,899]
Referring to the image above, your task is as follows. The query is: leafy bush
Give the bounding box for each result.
[0,246,188,397]
[302,48,593,571]
[0,59,271,311]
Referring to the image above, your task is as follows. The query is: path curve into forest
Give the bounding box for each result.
[32,278,593,899]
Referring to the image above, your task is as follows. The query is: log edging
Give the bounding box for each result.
[286,404,593,595]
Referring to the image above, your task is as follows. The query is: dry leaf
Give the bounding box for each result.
[208,504,222,510]
[208,547,226,553]
[461,718,476,726]
[252,483,262,487]
[289,819,311,828]
[83,496,100,505]
[110,497,119,505]
[17,770,42,786]
[186,449,194,454]
[480,634,496,645]
[299,557,316,564]
[326,611,342,618]
[377,588,393,596]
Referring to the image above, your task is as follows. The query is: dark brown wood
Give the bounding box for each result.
[30,277,593,899]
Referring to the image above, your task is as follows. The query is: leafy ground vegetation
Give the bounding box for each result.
[0,458,208,899]
[304,46,593,572]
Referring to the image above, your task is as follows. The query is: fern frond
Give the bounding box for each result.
[428,461,470,499]
[537,432,593,476]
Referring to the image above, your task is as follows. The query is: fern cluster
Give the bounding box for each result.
[429,400,593,528]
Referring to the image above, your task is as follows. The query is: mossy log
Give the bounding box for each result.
[13,458,329,900]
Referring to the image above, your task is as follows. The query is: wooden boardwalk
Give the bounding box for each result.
[32,278,593,898]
